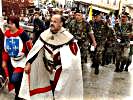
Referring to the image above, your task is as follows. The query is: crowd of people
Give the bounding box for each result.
[0,6,133,100]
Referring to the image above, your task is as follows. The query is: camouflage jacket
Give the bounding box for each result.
[68,20,92,41]
[115,22,132,38]
[115,22,132,47]
[92,20,109,42]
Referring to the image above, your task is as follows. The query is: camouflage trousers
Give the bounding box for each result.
[78,39,90,64]
[90,42,105,74]
[115,42,132,72]
[103,40,115,65]
[91,42,105,67]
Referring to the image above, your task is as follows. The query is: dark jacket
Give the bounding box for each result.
[33,18,46,43]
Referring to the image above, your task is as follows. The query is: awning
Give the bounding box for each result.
[92,6,110,14]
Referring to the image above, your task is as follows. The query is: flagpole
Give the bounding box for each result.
[118,0,122,15]
[89,0,93,21]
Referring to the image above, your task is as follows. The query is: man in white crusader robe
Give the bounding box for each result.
[19,14,83,100]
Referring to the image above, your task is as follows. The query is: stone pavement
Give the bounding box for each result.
[0,88,14,100]
[83,56,133,100]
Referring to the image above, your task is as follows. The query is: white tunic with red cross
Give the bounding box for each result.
[19,28,83,100]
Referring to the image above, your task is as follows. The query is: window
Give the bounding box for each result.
[113,0,116,5]
[107,0,109,4]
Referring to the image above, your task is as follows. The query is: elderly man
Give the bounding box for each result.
[19,14,83,100]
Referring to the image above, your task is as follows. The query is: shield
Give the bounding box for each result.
[6,38,19,57]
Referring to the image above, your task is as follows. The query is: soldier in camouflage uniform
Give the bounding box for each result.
[65,11,76,29]
[114,12,132,72]
[67,10,96,65]
[103,15,116,65]
[111,17,120,64]
[104,27,116,65]
[91,11,109,75]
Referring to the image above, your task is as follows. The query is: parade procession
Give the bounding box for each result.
[0,0,133,100]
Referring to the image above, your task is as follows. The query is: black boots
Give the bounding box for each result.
[114,62,120,72]
[94,63,99,75]
[95,68,99,75]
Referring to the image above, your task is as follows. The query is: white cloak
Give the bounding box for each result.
[19,27,83,100]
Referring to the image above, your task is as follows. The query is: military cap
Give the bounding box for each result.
[121,12,129,17]
[75,9,83,14]
[93,10,101,16]
[71,7,76,11]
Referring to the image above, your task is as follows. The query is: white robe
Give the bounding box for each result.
[19,27,83,100]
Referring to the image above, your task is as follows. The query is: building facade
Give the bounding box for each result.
[2,0,34,16]
[74,0,121,13]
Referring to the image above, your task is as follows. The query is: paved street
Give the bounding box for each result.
[0,57,133,100]
[83,56,133,100]
[0,88,14,100]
